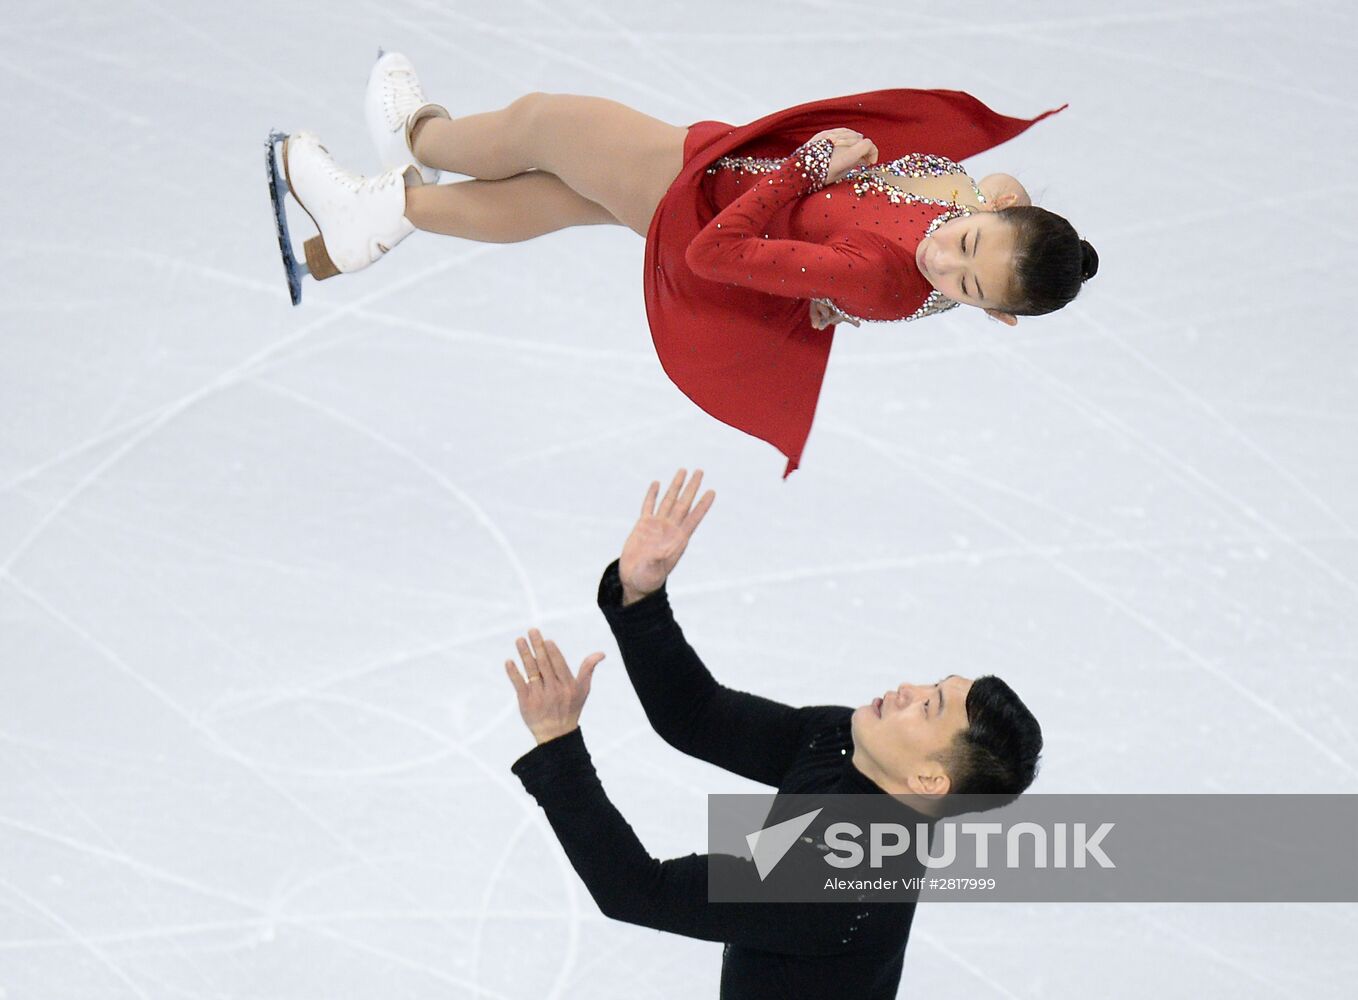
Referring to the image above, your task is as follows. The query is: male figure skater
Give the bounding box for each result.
[503,470,1043,1000]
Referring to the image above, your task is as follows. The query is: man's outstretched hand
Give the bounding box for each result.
[504,629,604,746]
[619,469,716,606]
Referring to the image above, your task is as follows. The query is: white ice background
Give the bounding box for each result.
[2,1,1356,997]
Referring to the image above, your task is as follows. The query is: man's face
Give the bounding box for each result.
[851,675,974,797]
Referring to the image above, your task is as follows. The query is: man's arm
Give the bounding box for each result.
[512,727,870,955]
[599,559,805,787]
[499,595,907,958]
[605,470,805,787]
[503,636,861,952]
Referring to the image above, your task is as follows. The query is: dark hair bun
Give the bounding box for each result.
[1079,240,1099,282]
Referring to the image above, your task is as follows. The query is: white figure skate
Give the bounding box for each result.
[365,49,448,184]
[265,130,419,304]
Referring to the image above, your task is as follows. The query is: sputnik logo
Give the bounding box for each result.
[746,808,823,881]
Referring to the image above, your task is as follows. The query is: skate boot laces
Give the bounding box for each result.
[383,68,426,129]
[313,142,402,193]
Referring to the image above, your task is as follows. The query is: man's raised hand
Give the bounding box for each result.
[619,469,716,606]
[503,628,604,745]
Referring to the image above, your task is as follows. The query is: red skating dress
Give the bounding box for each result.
[643,89,1064,475]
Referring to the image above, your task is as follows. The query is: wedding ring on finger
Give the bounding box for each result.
[527,673,541,683]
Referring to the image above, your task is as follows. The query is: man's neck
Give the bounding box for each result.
[850,749,942,818]
[849,748,893,791]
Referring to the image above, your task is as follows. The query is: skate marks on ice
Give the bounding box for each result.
[5,1,1358,999]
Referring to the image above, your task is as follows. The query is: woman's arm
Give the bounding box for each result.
[685,134,900,305]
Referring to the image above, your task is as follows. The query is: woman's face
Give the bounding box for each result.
[915,212,1019,322]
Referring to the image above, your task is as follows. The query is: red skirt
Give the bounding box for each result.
[642,89,1065,476]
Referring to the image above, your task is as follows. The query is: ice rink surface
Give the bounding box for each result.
[3,0,1357,996]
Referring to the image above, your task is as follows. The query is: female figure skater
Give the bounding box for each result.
[269,53,1098,472]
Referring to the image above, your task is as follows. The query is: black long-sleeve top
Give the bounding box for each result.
[511,562,923,999]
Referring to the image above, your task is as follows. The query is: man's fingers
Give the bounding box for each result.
[516,636,542,683]
[657,468,686,518]
[641,479,659,518]
[528,629,556,684]
[577,652,605,697]
[515,636,535,671]
[543,639,571,682]
[682,489,716,534]
[675,469,703,519]
[504,659,528,700]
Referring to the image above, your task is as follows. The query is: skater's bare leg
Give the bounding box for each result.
[411,94,685,235]
[405,171,619,242]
